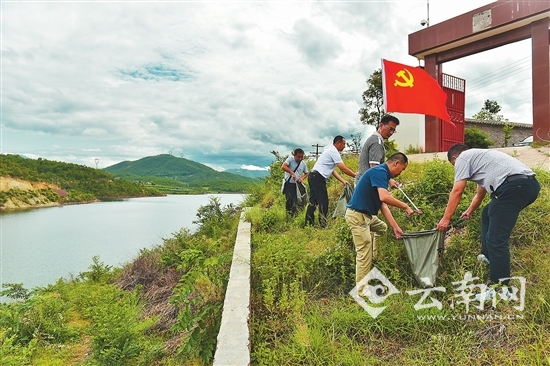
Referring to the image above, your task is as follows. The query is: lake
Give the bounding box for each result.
[0,194,245,293]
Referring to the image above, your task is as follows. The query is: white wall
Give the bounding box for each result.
[358,113,425,153]
[391,113,425,152]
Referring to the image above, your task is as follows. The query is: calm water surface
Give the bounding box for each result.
[0,194,244,291]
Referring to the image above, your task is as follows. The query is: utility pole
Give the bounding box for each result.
[310,144,324,161]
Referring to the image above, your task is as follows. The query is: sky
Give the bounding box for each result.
[1,0,533,171]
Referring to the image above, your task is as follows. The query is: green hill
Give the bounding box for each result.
[0,154,161,208]
[103,154,255,194]
[226,167,269,179]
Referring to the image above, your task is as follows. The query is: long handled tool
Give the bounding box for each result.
[397,186,420,211]
[397,186,420,226]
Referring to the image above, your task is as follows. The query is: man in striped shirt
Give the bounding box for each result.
[437,144,540,290]
[355,114,400,186]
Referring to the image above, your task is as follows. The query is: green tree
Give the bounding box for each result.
[503,123,514,147]
[384,139,398,158]
[346,132,362,154]
[472,99,508,122]
[358,69,384,126]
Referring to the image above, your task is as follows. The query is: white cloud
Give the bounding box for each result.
[241,164,269,171]
[2,0,531,170]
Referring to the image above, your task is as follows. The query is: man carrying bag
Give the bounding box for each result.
[282,148,309,217]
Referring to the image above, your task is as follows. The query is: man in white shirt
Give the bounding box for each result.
[305,135,356,228]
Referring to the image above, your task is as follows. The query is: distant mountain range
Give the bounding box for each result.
[103,154,257,194]
[225,168,269,179]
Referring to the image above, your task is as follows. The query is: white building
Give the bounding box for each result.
[360,113,426,153]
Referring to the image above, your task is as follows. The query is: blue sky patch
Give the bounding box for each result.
[119,64,194,82]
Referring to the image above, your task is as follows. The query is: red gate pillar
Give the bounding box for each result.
[424,55,443,152]
[531,18,550,142]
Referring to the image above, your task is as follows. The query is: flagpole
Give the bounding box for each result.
[426,0,430,27]
[420,0,430,27]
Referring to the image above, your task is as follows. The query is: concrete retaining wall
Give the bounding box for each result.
[213,211,251,366]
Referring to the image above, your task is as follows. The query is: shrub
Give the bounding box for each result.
[245,206,287,233]
[0,290,79,347]
[464,127,494,148]
[384,139,399,158]
[170,249,227,364]
[78,256,115,283]
[0,329,33,365]
[405,159,455,208]
[193,196,240,237]
[405,145,424,154]
[84,286,157,365]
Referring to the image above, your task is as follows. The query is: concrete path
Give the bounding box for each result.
[406,146,550,171]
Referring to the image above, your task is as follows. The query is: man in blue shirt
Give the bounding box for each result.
[345,152,421,290]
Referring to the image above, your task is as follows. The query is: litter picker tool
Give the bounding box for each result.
[397,186,420,211]
[397,186,420,226]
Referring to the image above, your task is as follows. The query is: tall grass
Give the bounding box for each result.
[248,155,550,365]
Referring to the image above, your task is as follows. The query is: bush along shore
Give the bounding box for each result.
[1,154,549,365]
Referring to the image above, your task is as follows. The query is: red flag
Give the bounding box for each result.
[382,59,451,123]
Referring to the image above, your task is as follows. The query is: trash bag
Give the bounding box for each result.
[332,184,354,218]
[281,178,286,194]
[296,181,308,207]
[402,229,445,288]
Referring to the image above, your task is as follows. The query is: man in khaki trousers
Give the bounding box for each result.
[345,153,422,294]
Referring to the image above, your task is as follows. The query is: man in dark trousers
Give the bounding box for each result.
[437,144,540,299]
[281,148,308,216]
[305,135,356,228]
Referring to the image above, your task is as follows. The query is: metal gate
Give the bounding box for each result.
[439,73,465,151]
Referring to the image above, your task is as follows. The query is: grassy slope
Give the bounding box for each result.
[246,154,550,365]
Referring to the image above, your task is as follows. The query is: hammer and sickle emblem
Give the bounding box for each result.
[394,68,414,87]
